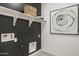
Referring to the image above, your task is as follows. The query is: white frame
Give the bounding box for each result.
[1,33,15,42]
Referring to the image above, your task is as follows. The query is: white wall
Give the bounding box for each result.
[41,3,79,56]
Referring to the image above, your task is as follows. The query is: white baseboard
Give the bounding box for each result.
[29,49,63,56]
[42,49,63,56]
[29,49,42,56]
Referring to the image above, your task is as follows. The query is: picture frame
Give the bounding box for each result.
[1,33,15,42]
[50,4,79,35]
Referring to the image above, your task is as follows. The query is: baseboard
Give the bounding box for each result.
[42,49,63,56]
[29,49,42,56]
[29,49,63,56]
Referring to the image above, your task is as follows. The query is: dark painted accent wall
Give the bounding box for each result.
[0,3,41,16]
[0,15,41,56]
[0,3,25,13]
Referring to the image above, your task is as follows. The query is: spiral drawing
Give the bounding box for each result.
[52,9,76,31]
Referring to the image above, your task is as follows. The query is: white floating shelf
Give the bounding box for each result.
[0,6,47,23]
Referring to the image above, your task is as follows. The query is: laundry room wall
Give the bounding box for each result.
[41,3,79,56]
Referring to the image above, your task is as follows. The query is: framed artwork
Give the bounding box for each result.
[50,4,79,35]
[1,33,15,42]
